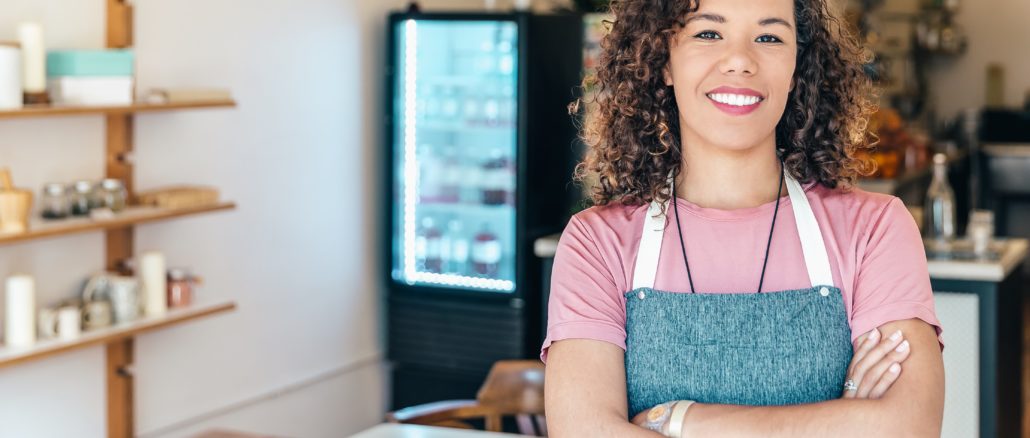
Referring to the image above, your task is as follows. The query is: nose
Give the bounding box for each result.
[719,40,758,76]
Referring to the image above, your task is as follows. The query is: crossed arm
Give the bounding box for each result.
[544,318,944,437]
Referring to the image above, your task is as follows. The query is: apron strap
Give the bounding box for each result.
[631,200,668,291]
[784,173,835,288]
[629,168,835,291]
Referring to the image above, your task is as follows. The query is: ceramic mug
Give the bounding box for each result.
[38,305,82,340]
[106,276,140,323]
[81,273,114,330]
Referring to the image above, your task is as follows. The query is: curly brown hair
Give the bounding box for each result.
[573,0,877,208]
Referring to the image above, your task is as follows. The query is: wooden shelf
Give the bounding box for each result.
[0,300,236,370]
[0,99,236,120]
[0,202,236,245]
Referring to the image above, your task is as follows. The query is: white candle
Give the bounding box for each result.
[5,275,36,347]
[57,306,81,340]
[140,251,167,316]
[16,22,46,94]
[0,44,22,110]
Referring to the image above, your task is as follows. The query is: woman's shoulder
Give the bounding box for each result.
[567,201,649,239]
[808,182,913,233]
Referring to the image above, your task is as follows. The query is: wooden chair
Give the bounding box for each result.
[386,360,547,435]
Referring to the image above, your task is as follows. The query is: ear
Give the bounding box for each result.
[663,65,673,86]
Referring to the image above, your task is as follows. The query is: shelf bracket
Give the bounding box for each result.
[106,338,135,438]
[106,0,133,49]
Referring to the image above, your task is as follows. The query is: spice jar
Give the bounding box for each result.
[166,268,194,308]
[99,178,128,212]
[41,182,69,219]
[70,180,95,216]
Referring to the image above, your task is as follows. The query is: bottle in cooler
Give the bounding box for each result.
[418,145,444,204]
[480,150,513,206]
[446,218,469,275]
[439,147,461,203]
[472,222,502,277]
[420,217,443,273]
[460,158,482,205]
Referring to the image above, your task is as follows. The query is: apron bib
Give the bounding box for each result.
[624,171,853,415]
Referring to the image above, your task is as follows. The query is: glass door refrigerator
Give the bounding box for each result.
[384,10,583,409]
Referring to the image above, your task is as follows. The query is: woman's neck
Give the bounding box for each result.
[674,136,785,210]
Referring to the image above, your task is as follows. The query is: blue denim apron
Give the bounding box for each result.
[625,171,853,415]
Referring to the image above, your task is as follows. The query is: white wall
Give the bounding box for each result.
[0,0,394,436]
[0,0,570,437]
[924,0,1030,121]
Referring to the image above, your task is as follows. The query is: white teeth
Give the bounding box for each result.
[708,93,762,106]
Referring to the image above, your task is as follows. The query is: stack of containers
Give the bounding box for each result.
[46,49,134,105]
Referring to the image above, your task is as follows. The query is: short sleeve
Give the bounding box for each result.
[850,197,944,348]
[539,215,627,363]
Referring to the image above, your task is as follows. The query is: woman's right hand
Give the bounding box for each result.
[841,327,912,399]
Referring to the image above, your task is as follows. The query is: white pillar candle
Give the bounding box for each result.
[140,251,167,316]
[57,306,81,340]
[16,22,46,94]
[5,275,36,347]
[0,44,22,110]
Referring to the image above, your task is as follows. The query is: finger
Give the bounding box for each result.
[842,381,857,399]
[857,339,910,398]
[867,362,902,399]
[843,331,881,399]
[848,328,881,376]
[849,330,904,396]
[855,340,912,399]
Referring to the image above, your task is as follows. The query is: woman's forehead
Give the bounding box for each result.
[688,0,796,25]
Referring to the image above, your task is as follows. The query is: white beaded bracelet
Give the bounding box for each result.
[666,400,695,438]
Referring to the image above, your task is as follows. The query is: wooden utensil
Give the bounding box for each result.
[0,168,33,234]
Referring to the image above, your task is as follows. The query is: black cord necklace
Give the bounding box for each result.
[671,160,785,294]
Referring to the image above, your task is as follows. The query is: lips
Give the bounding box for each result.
[705,86,765,116]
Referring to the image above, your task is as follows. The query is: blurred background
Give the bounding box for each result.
[0,0,1026,437]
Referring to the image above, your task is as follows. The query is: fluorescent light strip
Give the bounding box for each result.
[408,272,515,292]
[402,19,419,282]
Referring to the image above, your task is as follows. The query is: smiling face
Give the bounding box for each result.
[664,0,797,153]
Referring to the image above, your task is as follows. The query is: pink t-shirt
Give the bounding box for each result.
[540,182,943,362]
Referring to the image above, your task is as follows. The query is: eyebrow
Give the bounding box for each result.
[684,13,794,30]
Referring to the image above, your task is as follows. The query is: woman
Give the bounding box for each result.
[541,0,945,436]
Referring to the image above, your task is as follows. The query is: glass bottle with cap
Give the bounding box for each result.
[924,153,956,249]
[41,182,70,219]
[70,180,95,216]
[98,178,128,212]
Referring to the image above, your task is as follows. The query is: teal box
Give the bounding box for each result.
[46,50,135,77]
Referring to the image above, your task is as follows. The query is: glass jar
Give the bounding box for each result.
[166,268,194,308]
[41,182,70,219]
[98,178,128,212]
[967,209,995,258]
[70,180,95,216]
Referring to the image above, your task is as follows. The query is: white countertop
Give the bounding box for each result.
[350,424,526,438]
[983,143,1030,158]
[926,238,1028,282]
[534,234,1029,283]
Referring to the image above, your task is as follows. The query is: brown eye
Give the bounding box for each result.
[694,31,722,40]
